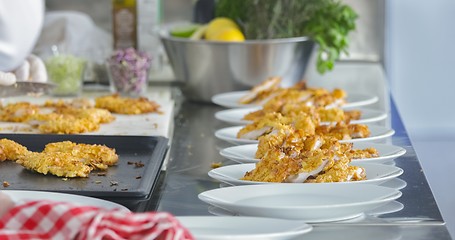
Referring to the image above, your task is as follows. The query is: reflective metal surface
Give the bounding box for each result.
[0,81,55,97]
[148,98,451,239]
[160,33,315,102]
[146,72,452,238]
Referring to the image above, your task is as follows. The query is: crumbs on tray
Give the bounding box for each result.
[211,162,222,169]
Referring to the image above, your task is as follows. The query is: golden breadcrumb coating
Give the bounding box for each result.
[290,80,307,90]
[315,123,371,140]
[307,164,366,183]
[38,116,100,134]
[345,147,379,159]
[343,110,362,122]
[243,148,359,183]
[241,86,354,124]
[54,107,115,124]
[242,150,292,182]
[0,99,116,134]
[262,89,310,112]
[95,94,161,114]
[290,112,318,134]
[244,104,361,125]
[258,87,347,112]
[239,77,282,104]
[247,128,374,183]
[0,102,41,122]
[256,127,294,159]
[242,109,266,122]
[16,152,92,178]
[238,112,318,140]
[332,88,347,99]
[1,139,118,178]
[43,98,94,109]
[29,106,115,134]
[44,141,118,170]
[244,148,366,183]
[225,81,373,184]
[316,108,346,123]
[0,139,30,161]
[237,113,287,139]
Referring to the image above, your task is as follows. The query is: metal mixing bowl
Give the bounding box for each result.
[160,31,315,102]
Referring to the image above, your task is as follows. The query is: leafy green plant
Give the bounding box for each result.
[215,0,358,74]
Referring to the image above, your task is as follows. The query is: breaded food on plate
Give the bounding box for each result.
[237,112,318,140]
[242,147,366,183]
[315,122,371,140]
[238,77,282,104]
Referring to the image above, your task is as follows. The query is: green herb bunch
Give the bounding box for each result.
[215,0,358,74]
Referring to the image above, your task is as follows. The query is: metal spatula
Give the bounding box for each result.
[0,81,55,97]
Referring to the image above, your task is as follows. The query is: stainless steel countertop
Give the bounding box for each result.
[145,97,452,239]
[144,63,452,239]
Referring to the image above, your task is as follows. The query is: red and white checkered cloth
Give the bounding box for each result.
[0,200,194,240]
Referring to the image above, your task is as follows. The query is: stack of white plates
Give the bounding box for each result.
[198,184,401,223]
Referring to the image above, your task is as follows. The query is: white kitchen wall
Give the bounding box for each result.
[386,0,455,137]
[385,0,455,237]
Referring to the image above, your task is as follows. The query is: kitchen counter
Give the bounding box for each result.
[144,63,452,239]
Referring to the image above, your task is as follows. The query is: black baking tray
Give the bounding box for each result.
[0,134,168,200]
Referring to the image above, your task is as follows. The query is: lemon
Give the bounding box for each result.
[204,17,240,40]
[210,27,245,42]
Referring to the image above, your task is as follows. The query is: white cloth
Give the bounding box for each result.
[34,11,112,64]
[0,0,44,72]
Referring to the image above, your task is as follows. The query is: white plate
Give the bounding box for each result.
[215,107,387,125]
[208,163,403,187]
[198,184,401,222]
[219,177,407,190]
[220,142,406,164]
[211,90,378,109]
[207,206,370,224]
[208,200,404,218]
[215,125,395,145]
[176,216,312,240]
[2,190,129,211]
[380,178,407,190]
[365,201,404,216]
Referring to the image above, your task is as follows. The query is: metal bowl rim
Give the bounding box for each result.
[159,30,312,45]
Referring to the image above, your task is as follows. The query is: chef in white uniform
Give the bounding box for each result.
[0,0,46,85]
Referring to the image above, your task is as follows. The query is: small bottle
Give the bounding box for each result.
[112,0,138,49]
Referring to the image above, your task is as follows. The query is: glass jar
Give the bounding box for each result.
[106,48,151,97]
[43,46,86,96]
